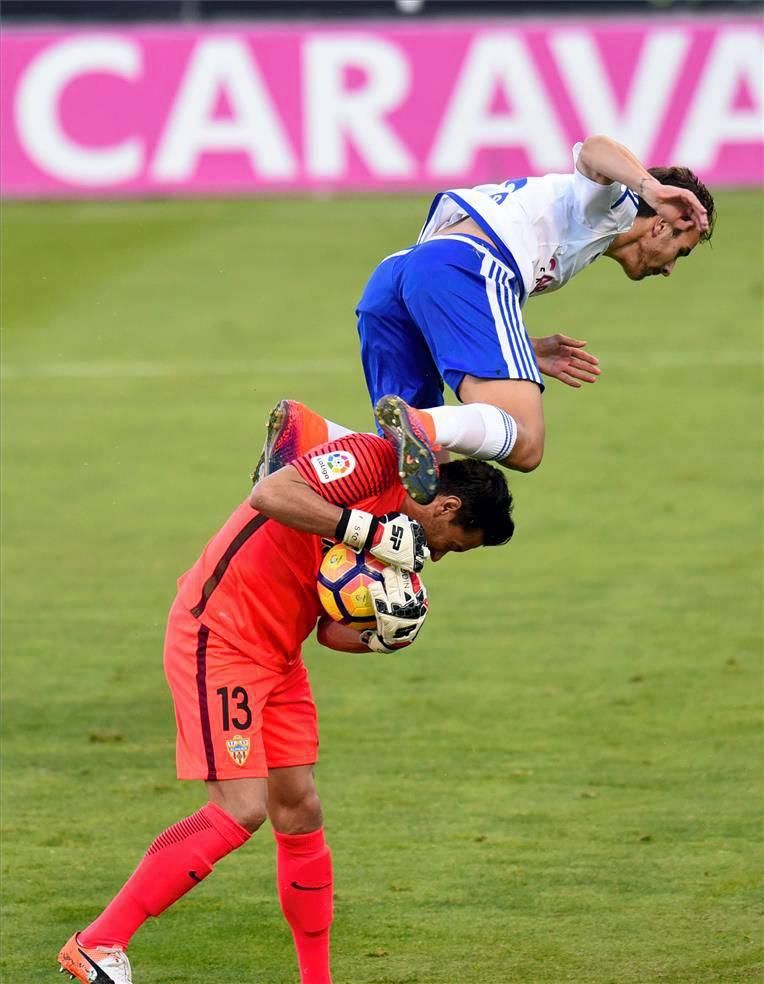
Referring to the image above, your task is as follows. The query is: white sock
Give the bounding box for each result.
[326,420,354,441]
[427,404,517,461]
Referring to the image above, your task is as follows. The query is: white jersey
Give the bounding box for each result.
[417,143,639,305]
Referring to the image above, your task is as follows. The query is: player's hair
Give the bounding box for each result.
[439,458,514,546]
[637,167,716,242]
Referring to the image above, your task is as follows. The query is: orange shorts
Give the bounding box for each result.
[163,599,319,780]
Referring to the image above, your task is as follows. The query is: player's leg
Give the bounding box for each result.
[57,604,270,983]
[356,250,447,502]
[252,399,353,484]
[380,237,545,474]
[59,786,259,984]
[263,661,333,984]
[252,249,445,489]
[431,376,544,472]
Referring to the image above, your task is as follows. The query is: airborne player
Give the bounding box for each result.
[57,432,513,984]
[256,135,716,504]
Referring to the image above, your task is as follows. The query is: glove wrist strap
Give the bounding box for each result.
[336,508,379,553]
[360,629,394,654]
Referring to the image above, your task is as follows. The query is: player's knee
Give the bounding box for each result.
[512,445,544,472]
[207,782,268,834]
[228,802,268,834]
[271,790,324,835]
[506,433,544,472]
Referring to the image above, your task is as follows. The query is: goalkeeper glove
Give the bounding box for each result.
[335,509,429,573]
[360,567,429,653]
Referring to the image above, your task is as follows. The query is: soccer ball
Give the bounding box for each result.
[317,543,387,631]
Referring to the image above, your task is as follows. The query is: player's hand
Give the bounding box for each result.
[361,567,429,653]
[336,508,429,572]
[369,512,429,572]
[640,177,709,235]
[531,334,601,388]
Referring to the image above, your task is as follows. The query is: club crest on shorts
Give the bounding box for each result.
[310,451,356,484]
[225,734,250,767]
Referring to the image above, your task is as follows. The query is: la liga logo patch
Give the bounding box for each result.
[226,734,250,768]
[310,451,356,484]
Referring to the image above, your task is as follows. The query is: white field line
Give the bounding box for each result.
[1,351,762,381]
[0,197,345,224]
[0,359,357,380]
[0,202,249,224]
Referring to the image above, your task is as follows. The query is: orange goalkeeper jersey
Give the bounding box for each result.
[175,433,405,671]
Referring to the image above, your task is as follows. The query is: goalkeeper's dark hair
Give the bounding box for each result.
[637,167,716,242]
[439,458,514,546]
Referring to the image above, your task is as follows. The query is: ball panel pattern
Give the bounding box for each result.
[318,543,387,630]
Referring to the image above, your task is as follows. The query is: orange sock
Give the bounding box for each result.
[413,407,437,444]
[275,828,333,984]
[79,804,250,950]
[294,403,331,452]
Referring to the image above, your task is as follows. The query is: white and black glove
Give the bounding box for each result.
[360,567,429,654]
[335,509,429,573]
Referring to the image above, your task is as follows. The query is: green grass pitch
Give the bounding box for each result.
[1,192,762,983]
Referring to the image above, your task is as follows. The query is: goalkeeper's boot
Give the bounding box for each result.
[374,395,440,505]
[252,399,329,484]
[57,933,132,983]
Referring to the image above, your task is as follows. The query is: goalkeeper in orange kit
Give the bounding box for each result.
[58,428,514,984]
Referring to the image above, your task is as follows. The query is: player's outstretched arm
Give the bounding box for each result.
[577,135,709,234]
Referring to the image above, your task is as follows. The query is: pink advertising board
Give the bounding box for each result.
[1,18,761,198]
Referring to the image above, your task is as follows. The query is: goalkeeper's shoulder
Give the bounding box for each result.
[296,431,397,487]
[331,431,397,471]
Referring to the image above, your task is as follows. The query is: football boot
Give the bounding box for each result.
[252,399,330,484]
[57,934,132,984]
[374,395,440,505]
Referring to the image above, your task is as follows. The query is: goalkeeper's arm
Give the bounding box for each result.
[250,464,346,538]
[316,617,370,653]
[250,465,428,572]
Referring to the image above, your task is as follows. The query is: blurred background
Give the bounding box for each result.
[2,0,761,19]
[1,2,762,983]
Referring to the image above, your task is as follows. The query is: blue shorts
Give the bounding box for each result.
[356,234,542,412]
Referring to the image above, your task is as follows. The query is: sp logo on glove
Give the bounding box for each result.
[336,509,429,573]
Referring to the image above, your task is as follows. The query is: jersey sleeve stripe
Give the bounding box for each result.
[291,457,320,491]
[360,436,391,492]
[291,434,398,506]
[359,439,385,492]
[348,441,376,494]
[368,439,392,487]
[347,436,382,495]
[613,186,640,210]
